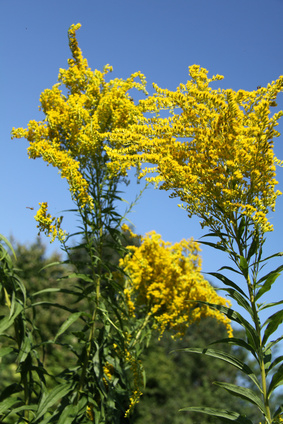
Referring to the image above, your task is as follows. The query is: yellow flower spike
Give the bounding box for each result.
[107,70,283,236]
[121,231,232,339]
[12,23,148,242]
[34,203,67,243]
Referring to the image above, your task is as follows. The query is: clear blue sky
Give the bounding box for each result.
[1,0,283,318]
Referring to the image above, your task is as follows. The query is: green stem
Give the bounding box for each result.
[75,163,104,405]
[246,274,272,424]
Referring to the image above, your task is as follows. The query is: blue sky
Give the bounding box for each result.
[1,0,283,321]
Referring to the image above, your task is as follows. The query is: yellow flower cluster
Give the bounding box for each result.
[103,362,114,388]
[107,67,283,234]
[34,202,67,243]
[121,228,232,338]
[11,23,147,242]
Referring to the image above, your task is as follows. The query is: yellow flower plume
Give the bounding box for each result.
[121,228,232,338]
[107,67,283,235]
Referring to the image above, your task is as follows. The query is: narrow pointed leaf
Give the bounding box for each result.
[224,289,253,316]
[54,312,82,342]
[179,406,253,424]
[209,337,258,359]
[239,256,249,278]
[268,364,283,397]
[267,355,283,372]
[31,288,80,297]
[258,252,283,265]
[0,397,19,414]
[195,301,259,350]
[218,265,242,276]
[273,405,283,421]
[208,272,248,298]
[199,240,226,252]
[0,234,17,260]
[247,232,259,261]
[259,300,283,311]
[214,382,265,414]
[256,268,283,301]
[34,382,73,421]
[265,335,283,352]
[0,347,13,357]
[257,264,283,285]
[262,309,283,345]
[179,347,261,390]
[0,301,23,334]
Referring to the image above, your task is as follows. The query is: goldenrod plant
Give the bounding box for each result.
[108,65,283,423]
[5,24,230,423]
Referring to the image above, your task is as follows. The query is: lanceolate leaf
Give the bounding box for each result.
[0,397,19,415]
[199,240,226,252]
[256,267,283,301]
[214,382,266,414]
[0,301,23,334]
[31,288,81,297]
[34,383,73,422]
[179,406,253,424]
[267,364,283,397]
[266,332,283,351]
[209,337,258,360]
[218,265,242,276]
[195,301,259,350]
[224,289,253,316]
[179,348,261,390]
[262,309,283,345]
[259,300,283,311]
[54,312,82,342]
[239,256,249,279]
[0,347,13,358]
[247,236,258,261]
[208,272,248,298]
[267,355,283,373]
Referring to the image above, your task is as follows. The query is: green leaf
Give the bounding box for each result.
[195,301,259,350]
[258,252,283,265]
[18,332,32,363]
[273,405,283,421]
[179,406,253,424]
[256,266,283,301]
[267,355,283,373]
[179,347,261,390]
[54,312,82,342]
[34,382,73,422]
[56,396,88,424]
[239,256,249,278]
[0,397,19,414]
[0,347,13,357]
[224,289,253,316]
[199,240,226,252]
[0,234,17,260]
[237,216,246,241]
[214,382,265,414]
[268,363,283,397]
[262,309,283,345]
[218,265,242,276]
[259,300,283,311]
[265,335,283,352]
[5,404,37,418]
[247,232,259,261]
[0,383,22,401]
[208,272,248,298]
[209,337,258,359]
[31,288,81,297]
[0,301,23,334]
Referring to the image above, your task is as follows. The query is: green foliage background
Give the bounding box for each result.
[2,237,279,423]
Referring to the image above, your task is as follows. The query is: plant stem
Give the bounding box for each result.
[246,274,272,424]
